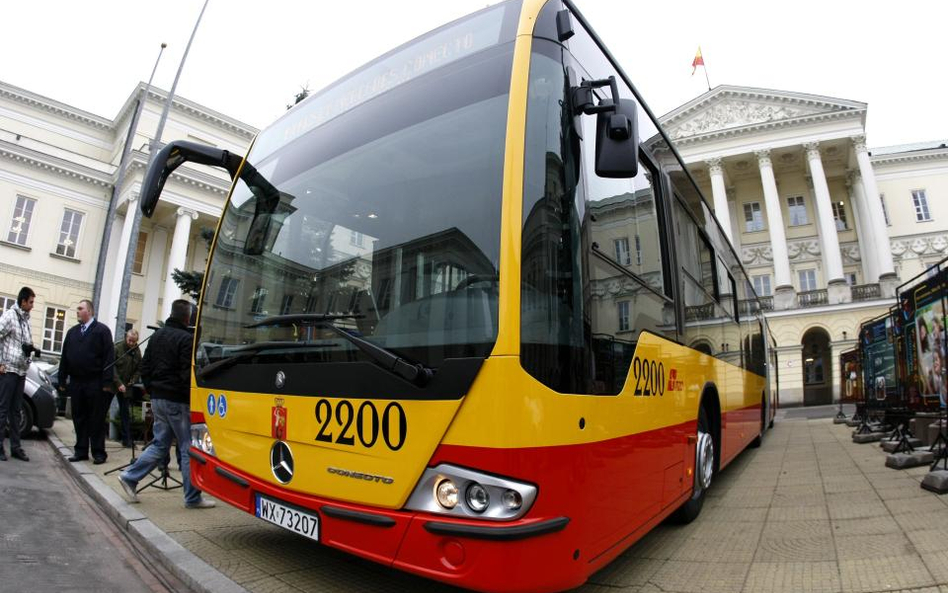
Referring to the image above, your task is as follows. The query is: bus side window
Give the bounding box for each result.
[584,152,675,394]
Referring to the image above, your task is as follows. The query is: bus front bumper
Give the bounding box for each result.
[188,448,578,593]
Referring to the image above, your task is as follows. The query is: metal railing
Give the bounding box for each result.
[798,289,828,307]
[851,283,881,301]
[759,296,774,311]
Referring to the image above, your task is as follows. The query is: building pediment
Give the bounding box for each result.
[661,86,866,141]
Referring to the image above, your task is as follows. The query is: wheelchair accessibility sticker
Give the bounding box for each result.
[218,394,228,418]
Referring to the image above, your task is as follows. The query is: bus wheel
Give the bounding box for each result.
[750,394,765,448]
[671,405,714,524]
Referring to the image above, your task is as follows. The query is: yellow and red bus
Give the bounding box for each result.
[140,1,776,591]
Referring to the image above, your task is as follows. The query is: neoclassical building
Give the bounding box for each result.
[660,86,948,405]
[1,79,946,406]
[0,79,254,350]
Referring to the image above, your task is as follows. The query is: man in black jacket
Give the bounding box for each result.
[118,300,214,508]
[58,299,114,464]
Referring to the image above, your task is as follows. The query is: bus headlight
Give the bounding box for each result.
[436,479,459,509]
[405,464,537,521]
[190,423,216,456]
[502,489,522,511]
[466,483,490,513]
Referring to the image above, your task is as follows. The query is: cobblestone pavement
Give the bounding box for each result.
[49,413,948,593]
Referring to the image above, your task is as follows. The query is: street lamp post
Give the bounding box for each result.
[114,0,210,339]
[92,43,166,315]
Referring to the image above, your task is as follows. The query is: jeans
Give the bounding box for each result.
[110,392,132,445]
[121,398,202,506]
[0,373,25,450]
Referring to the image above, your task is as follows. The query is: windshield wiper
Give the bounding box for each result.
[245,313,434,386]
[244,313,363,328]
[197,341,317,380]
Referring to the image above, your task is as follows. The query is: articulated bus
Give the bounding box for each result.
[140,1,775,591]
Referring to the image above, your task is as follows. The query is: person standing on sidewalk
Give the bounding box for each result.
[58,299,114,464]
[111,328,142,448]
[0,286,36,462]
[119,300,215,509]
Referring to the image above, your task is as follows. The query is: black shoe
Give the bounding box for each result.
[67,455,89,462]
[11,449,28,462]
[93,457,107,465]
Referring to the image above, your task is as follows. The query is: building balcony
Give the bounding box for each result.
[851,283,881,301]
[798,289,828,308]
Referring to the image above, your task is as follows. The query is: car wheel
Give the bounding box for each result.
[18,400,34,439]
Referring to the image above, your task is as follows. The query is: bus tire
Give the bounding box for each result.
[750,393,765,448]
[671,405,714,524]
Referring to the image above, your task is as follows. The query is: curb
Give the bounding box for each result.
[48,433,248,593]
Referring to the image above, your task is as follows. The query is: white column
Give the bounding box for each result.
[852,136,895,279]
[847,173,877,283]
[756,150,792,290]
[98,214,124,332]
[803,142,844,284]
[104,195,139,334]
[141,226,168,335]
[706,158,733,242]
[161,207,198,320]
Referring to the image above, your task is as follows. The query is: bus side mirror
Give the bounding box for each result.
[595,98,639,178]
[140,140,243,218]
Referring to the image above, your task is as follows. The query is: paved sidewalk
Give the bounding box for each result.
[49,414,948,593]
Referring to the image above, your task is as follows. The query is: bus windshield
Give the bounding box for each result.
[195,3,519,392]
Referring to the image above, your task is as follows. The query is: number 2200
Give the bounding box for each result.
[314,399,407,451]
[632,357,664,396]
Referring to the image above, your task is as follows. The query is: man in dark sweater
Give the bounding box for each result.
[58,299,114,464]
[111,328,142,447]
[118,300,214,509]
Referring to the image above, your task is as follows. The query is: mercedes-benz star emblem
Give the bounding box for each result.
[275,371,286,389]
[270,441,294,484]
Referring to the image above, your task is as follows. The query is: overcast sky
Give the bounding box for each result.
[3,1,945,148]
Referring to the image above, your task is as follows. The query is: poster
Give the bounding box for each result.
[861,316,895,402]
[912,269,948,407]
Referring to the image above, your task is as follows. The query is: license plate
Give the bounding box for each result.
[255,495,320,542]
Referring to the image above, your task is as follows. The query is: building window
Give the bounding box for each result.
[55,209,84,258]
[880,194,891,225]
[913,189,932,222]
[304,294,318,313]
[752,274,772,297]
[0,295,14,312]
[614,237,631,265]
[43,306,67,354]
[799,269,817,292]
[846,272,858,286]
[350,230,364,247]
[743,202,764,232]
[832,201,848,231]
[634,235,642,266]
[617,300,630,332]
[281,294,294,315]
[7,195,36,246]
[216,277,239,308]
[132,231,148,274]
[787,196,808,226]
[250,286,267,314]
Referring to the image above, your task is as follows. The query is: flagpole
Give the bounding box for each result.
[704,65,712,92]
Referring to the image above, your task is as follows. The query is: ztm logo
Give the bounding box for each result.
[667,369,684,392]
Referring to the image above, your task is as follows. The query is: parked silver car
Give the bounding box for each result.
[17,361,58,437]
